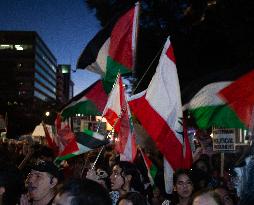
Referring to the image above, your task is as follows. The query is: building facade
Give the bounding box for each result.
[57,64,74,104]
[0,31,57,136]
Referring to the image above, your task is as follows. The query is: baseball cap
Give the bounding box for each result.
[32,160,63,181]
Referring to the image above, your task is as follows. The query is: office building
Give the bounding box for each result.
[0,31,57,136]
[57,64,74,104]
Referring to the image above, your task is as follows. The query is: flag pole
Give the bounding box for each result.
[84,121,119,174]
[91,145,105,170]
[132,1,140,79]
[249,106,254,143]
[131,45,163,95]
[220,152,224,178]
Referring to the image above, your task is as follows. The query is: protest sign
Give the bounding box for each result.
[213,128,235,152]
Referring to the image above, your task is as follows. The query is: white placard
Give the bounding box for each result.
[213,128,235,152]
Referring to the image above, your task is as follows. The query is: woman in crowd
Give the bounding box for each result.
[110,161,144,205]
[162,169,194,205]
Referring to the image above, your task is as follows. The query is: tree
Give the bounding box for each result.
[83,0,254,99]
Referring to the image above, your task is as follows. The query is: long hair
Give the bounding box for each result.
[171,169,194,205]
[115,161,144,195]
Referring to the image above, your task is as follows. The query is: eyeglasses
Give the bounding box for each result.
[176,181,193,187]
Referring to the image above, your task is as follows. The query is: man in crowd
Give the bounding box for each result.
[20,160,63,205]
[53,178,112,205]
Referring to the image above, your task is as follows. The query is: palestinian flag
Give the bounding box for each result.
[77,3,139,93]
[61,80,107,119]
[139,148,157,186]
[219,69,254,129]
[55,129,108,162]
[183,66,254,129]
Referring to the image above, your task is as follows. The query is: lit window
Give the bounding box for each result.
[62,66,69,73]
[1,44,10,47]
[15,45,24,50]
[0,44,13,49]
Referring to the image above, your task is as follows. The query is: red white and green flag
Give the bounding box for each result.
[182,61,253,129]
[184,71,254,130]
[139,148,157,186]
[55,129,108,162]
[54,114,79,160]
[61,80,108,119]
[77,3,139,93]
[42,122,59,156]
[219,69,254,129]
[185,82,247,129]
[129,37,192,193]
[102,74,137,162]
[55,113,107,162]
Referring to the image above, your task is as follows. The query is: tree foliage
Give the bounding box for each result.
[84,0,254,100]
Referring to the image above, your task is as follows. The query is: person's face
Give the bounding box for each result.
[192,194,218,205]
[118,199,133,205]
[175,174,193,199]
[53,192,73,205]
[196,161,208,172]
[214,188,233,205]
[26,170,55,201]
[110,165,125,191]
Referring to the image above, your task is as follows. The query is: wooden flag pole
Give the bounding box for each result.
[249,106,254,145]
[220,152,224,178]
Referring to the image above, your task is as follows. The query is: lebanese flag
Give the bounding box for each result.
[102,74,137,161]
[219,69,254,129]
[129,37,192,193]
[77,3,139,93]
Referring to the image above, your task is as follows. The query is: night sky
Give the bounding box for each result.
[0,0,101,95]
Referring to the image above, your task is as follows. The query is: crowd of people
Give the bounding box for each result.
[0,132,252,205]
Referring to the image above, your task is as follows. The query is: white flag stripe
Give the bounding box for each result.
[87,38,110,75]
[189,81,232,109]
[102,77,121,117]
[146,39,183,144]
